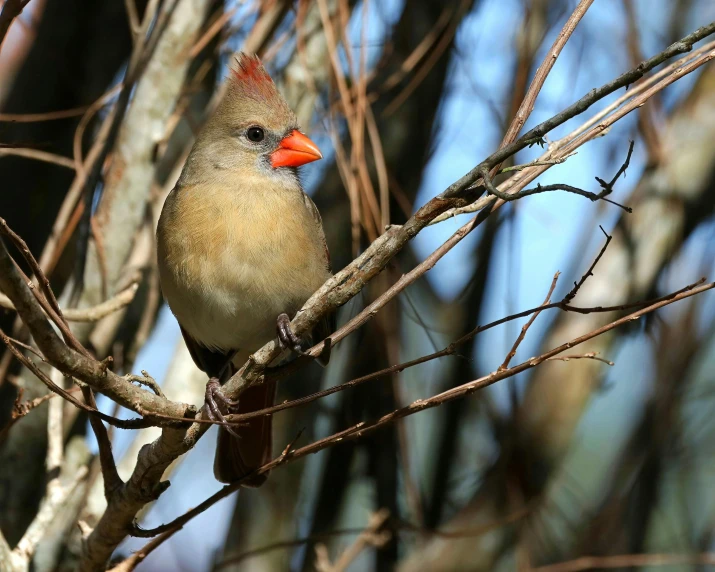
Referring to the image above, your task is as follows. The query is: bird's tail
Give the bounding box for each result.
[213,380,276,486]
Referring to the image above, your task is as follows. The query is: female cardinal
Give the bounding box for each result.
[157,53,332,486]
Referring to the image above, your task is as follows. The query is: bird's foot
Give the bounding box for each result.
[276,312,304,354]
[205,378,240,438]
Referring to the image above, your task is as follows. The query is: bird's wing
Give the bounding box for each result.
[302,192,331,272]
[301,192,335,363]
[180,326,235,380]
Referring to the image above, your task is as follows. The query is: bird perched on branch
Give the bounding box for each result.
[157,53,332,486]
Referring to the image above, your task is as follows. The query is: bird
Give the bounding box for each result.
[156,53,333,486]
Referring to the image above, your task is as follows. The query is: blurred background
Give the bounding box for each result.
[1,0,715,570]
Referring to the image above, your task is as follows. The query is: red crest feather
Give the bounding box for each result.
[225,52,293,120]
[231,53,273,89]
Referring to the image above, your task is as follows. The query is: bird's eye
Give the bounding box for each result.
[246,127,265,142]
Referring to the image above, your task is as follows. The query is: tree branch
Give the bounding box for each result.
[129,280,714,540]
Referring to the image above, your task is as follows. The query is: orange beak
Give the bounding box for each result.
[270,130,322,168]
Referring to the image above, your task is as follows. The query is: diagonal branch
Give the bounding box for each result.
[129,280,715,540]
[0,0,31,53]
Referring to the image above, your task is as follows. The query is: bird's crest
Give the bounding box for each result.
[222,52,296,129]
[232,53,273,87]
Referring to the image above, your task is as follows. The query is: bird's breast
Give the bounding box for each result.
[157,184,329,352]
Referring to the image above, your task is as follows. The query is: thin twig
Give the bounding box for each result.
[318,509,391,572]
[546,352,614,366]
[0,147,76,169]
[0,327,157,430]
[499,272,560,371]
[499,0,595,149]
[480,141,635,212]
[0,217,66,325]
[531,552,715,572]
[563,226,612,303]
[0,281,139,321]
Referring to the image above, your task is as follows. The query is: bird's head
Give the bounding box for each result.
[194,53,322,180]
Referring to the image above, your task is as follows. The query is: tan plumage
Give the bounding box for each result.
[157,53,331,485]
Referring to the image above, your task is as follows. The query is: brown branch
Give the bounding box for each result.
[222,24,715,410]
[130,280,714,539]
[563,225,612,303]
[0,147,76,169]
[0,105,91,123]
[499,272,560,371]
[481,141,635,212]
[546,352,614,366]
[0,238,193,421]
[82,386,123,498]
[214,278,706,426]
[106,527,182,572]
[0,0,31,52]
[316,509,391,572]
[499,0,595,148]
[0,328,155,430]
[531,552,715,572]
[0,280,140,321]
[432,41,715,225]
[0,386,56,440]
[215,505,532,568]
[0,217,65,325]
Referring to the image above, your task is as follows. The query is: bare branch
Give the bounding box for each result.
[0,147,76,169]
[499,272,560,371]
[129,280,714,540]
[547,352,615,366]
[531,552,715,572]
[0,0,31,53]
[316,509,391,572]
[499,0,596,148]
[0,281,140,321]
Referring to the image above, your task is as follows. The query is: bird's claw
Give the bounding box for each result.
[205,378,241,438]
[276,312,303,354]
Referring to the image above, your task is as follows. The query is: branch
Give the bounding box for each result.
[0,147,76,169]
[0,0,31,52]
[129,280,714,540]
[220,279,704,425]
[499,0,595,148]
[9,378,89,567]
[315,509,391,572]
[499,272,559,371]
[0,238,193,421]
[480,141,635,212]
[105,528,182,572]
[221,22,715,410]
[547,352,614,366]
[563,225,612,303]
[432,40,715,224]
[0,281,139,321]
[531,552,715,572]
[0,328,156,429]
